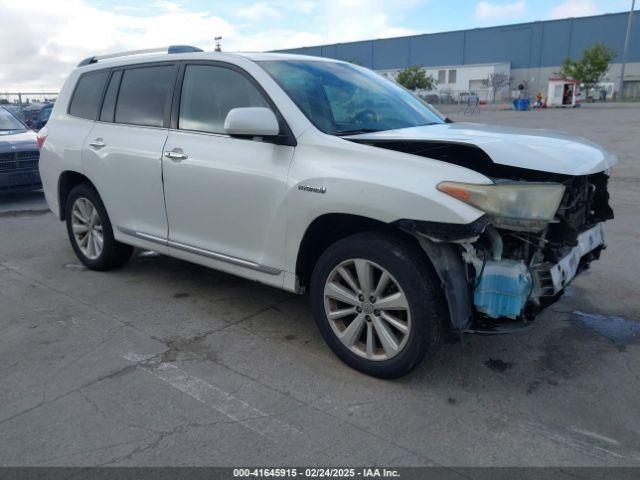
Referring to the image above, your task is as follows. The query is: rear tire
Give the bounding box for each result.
[310,231,445,378]
[65,184,133,271]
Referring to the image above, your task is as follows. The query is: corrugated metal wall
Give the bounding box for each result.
[276,12,639,69]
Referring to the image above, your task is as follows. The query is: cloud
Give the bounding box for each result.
[237,2,282,21]
[548,0,597,19]
[379,27,420,38]
[0,0,235,91]
[153,1,183,12]
[318,0,423,44]
[289,0,317,14]
[475,0,526,19]
[0,0,423,91]
[113,5,145,11]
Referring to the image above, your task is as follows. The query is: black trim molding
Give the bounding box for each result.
[394,215,489,242]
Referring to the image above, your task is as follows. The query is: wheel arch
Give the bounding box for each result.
[58,170,99,221]
[295,212,475,332]
[295,213,391,291]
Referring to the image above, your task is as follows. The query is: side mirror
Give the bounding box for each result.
[224,107,279,137]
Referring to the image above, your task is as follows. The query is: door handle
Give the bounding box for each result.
[89,139,106,148]
[164,150,188,161]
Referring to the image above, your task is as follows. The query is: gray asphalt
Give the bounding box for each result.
[1,104,639,467]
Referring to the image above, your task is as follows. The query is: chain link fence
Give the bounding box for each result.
[0,92,59,130]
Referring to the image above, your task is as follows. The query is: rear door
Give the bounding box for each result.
[82,63,177,242]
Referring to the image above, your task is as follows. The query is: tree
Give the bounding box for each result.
[396,65,436,91]
[558,43,616,97]
[481,72,511,103]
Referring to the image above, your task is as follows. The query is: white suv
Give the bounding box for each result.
[39,46,616,378]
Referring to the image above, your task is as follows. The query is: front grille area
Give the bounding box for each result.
[545,172,613,263]
[557,173,613,232]
[0,150,39,171]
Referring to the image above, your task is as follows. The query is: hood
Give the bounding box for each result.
[346,122,617,176]
[0,130,38,152]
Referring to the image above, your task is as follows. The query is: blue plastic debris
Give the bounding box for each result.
[474,260,531,319]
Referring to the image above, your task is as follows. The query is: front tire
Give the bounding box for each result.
[65,184,133,271]
[310,231,446,378]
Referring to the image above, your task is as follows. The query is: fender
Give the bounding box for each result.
[284,131,491,278]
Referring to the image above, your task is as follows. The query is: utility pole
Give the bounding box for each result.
[214,37,222,52]
[618,0,636,100]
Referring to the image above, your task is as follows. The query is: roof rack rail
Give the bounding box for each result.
[77,45,204,67]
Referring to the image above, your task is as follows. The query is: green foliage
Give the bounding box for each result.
[396,65,436,91]
[558,43,616,94]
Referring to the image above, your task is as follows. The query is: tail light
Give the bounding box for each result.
[37,126,48,151]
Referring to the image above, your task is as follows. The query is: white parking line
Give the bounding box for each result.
[123,353,302,442]
[570,427,621,446]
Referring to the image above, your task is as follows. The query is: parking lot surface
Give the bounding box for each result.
[1,104,639,467]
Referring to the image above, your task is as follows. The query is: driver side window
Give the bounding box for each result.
[179,65,270,134]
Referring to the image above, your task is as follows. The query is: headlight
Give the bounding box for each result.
[437,181,565,231]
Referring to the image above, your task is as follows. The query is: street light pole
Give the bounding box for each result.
[618,0,636,100]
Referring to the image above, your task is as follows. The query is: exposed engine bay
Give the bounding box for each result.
[358,139,615,331]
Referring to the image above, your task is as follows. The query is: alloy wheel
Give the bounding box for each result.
[323,258,411,361]
[71,197,104,260]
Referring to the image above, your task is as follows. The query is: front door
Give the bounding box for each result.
[162,63,294,271]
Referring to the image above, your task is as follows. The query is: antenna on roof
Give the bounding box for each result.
[214,37,222,52]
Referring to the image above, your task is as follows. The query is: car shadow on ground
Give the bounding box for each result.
[0,190,48,215]
[80,248,633,399]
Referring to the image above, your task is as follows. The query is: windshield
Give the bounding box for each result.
[0,108,27,131]
[259,60,443,135]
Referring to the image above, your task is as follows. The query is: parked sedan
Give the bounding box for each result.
[0,107,41,193]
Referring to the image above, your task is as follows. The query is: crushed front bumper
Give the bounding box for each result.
[549,223,604,293]
[470,223,606,321]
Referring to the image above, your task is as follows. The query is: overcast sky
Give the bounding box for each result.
[0,0,634,92]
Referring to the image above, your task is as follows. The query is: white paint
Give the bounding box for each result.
[122,354,302,441]
[347,122,617,176]
[516,418,635,461]
[122,352,156,363]
[571,428,621,446]
[40,51,616,299]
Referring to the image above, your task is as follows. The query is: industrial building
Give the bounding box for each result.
[277,11,640,102]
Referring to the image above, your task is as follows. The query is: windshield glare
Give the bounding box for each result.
[0,108,26,131]
[259,60,443,135]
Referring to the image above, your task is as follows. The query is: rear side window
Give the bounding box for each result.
[178,65,270,134]
[115,65,175,127]
[68,71,109,120]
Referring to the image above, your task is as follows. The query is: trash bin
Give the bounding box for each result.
[512,99,530,111]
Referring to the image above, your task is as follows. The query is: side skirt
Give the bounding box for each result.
[117,226,281,276]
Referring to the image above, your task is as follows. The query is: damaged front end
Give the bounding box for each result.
[347,130,615,333]
[400,171,614,333]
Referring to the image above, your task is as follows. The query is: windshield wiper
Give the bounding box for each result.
[331,128,382,136]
